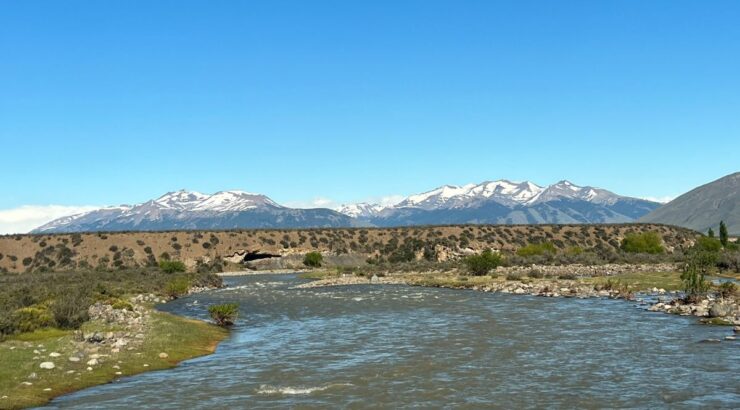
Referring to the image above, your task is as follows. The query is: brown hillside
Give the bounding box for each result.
[0,224,698,273]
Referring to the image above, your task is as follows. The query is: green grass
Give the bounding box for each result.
[0,311,227,409]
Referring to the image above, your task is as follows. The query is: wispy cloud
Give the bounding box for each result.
[0,205,100,235]
[640,196,675,204]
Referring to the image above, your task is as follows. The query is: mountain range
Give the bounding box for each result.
[33,179,661,233]
[641,172,739,235]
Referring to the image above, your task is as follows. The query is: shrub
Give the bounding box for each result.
[517,242,556,257]
[303,252,323,267]
[681,252,712,302]
[51,291,91,329]
[620,232,664,254]
[111,299,134,311]
[506,273,522,281]
[159,260,186,273]
[464,250,503,276]
[527,269,544,279]
[208,303,239,326]
[718,282,736,299]
[165,277,191,298]
[694,236,722,253]
[13,306,55,333]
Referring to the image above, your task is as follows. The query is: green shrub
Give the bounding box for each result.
[620,232,664,254]
[159,260,186,273]
[111,299,134,311]
[527,269,544,279]
[303,252,323,267]
[208,303,239,326]
[165,277,191,298]
[694,236,722,253]
[464,250,503,276]
[516,242,557,257]
[13,306,55,333]
[506,273,522,281]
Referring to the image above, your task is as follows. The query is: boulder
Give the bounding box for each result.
[158,352,169,359]
[709,302,733,318]
[39,362,55,370]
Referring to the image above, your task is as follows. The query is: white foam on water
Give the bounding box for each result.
[352,297,363,302]
[256,383,352,395]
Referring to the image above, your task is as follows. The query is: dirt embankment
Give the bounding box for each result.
[0,224,698,274]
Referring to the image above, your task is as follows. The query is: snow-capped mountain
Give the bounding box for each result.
[33,190,352,233]
[33,180,662,233]
[334,202,387,218]
[394,180,544,209]
[335,179,660,226]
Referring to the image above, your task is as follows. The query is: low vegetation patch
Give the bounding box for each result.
[303,251,323,268]
[208,303,239,326]
[464,250,503,276]
[620,232,664,254]
[0,268,221,339]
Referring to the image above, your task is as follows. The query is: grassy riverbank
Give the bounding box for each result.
[0,309,227,409]
[0,267,229,409]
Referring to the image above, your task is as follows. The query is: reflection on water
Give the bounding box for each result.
[46,274,740,409]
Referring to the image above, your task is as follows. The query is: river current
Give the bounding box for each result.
[46,274,739,409]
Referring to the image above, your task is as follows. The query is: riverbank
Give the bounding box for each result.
[0,294,227,409]
[296,269,740,328]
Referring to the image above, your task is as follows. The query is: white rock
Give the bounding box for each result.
[86,358,99,366]
[69,357,81,362]
[158,352,169,359]
[87,367,93,371]
[43,388,52,392]
[39,362,55,370]
[49,352,61,357]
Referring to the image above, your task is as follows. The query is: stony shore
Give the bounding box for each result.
[295,271,740,330]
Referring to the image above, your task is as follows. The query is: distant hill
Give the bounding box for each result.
[2,224,698,274]
[641,172,740,235]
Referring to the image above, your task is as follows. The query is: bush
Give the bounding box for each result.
[208,303,239,326]
[694,236,722,253]
[718,282,736,299]
[464,250,503,276]
[165,277,191,298]
[620,232,664,254]
[527,269,544,279]
[51,291,91,329]
[159,260,186,273]
[13,306,55,333]
[303,252,323,267]
[517,242,556,257]
[506,273,522,281]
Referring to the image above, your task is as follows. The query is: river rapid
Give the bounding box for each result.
[45,274,739,409]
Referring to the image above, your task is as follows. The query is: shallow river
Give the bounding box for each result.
[46,274,739,408]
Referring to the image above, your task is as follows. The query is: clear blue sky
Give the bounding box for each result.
[2,0,739,210]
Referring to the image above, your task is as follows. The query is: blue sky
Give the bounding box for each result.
[1,1,739,231]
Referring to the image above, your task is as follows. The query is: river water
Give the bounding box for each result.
[46,274,739,409]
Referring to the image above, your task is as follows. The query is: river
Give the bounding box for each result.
[45,274,739,408]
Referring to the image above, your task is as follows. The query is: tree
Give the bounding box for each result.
[464,250,503,276]
[303,252,323,267]
[680,250,715,302]
[719,220,729,247]
[708,228,715,238]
